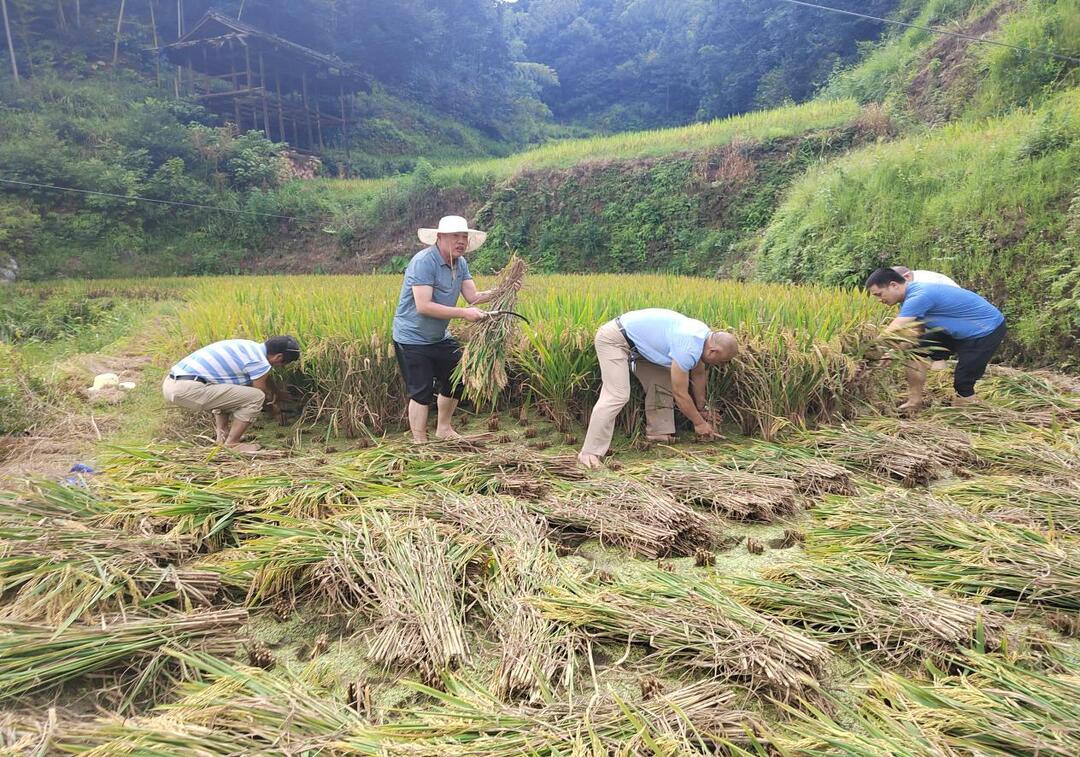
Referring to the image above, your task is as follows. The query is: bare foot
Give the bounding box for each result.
[215,429,228,444]
[577,452,604,469]
[434,428,461,440]
[898,398,926,412]
[953,394,979,406]
[225,441,261,453]
[646,434,676,443]
[930,360,948,371]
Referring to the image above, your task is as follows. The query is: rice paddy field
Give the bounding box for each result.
[1,274,1079,754]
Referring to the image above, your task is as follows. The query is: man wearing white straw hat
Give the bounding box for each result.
[393,215,496,442]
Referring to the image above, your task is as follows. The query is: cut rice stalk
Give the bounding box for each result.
[730,558,1032,664]
[0,609,245,700]
[810,493,1080,610]
[533,569,828,699]
[538,478,727,558]
[636,456,800,521]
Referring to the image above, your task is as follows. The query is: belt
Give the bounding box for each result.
[614,317,641,371]
[168,374,208,384]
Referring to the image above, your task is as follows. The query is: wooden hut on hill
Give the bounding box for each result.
[161,10,368,152]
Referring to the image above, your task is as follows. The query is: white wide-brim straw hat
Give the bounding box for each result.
[418,215,488,252]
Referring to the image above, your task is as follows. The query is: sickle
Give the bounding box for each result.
[485,309,531,324]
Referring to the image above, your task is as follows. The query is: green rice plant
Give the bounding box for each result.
[633,455,801,522]
[730,559,1029,665]
[534,568,829,699]
[0,610,245,702]
[933,476,1080,535]
[301,333,402,436]
[711,330,863,439]
[810,493,1080,610]
[168,273,886,438]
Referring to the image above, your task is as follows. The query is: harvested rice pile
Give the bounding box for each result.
[811,493,1080,610]
[538,478,727,557]
[636,456,801,521]
[534,569,829,699]
[809,423,942,487]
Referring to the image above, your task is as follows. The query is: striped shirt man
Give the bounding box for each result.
[170,339,271,385]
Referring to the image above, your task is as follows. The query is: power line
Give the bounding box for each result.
[769,0,1080,65]
[0,178,302,220]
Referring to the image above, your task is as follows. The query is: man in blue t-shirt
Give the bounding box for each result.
[865,268,1006,410]
[393,215,505,442]
[578,309,739,469]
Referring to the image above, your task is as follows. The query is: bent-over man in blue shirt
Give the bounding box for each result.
[163,335,301,452]
[393,215,506,442]
[578,308,739,469]
[866,268,1006,410]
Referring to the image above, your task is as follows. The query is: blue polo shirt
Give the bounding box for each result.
[619,309,710,372]
[392,246,473,345]
[899,283,1004,340]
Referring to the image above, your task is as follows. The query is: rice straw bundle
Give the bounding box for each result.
[727,444,858,497]
[731,559,1023,664]
[933,476,1080,535]
[0,517,213,627]
[774,656,1080,757]
[637,456,801,521]
[421,492,580,701]
[861,417,983,474]
[811,493,1080,610]
[453,254,527,411]
[63,655,762,755]
[538,478,727,557]
[534,569,828,698]
[808,424,942,487]
[360,518,479,681]
[0,609,245,700]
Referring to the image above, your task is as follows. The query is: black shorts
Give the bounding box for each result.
[919,322,1006,397]
[394,338,464,406]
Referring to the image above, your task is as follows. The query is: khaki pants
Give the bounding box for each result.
[581,321,676,456]
[162,376,265,423]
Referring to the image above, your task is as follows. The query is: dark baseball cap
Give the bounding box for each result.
[265,335,301,363]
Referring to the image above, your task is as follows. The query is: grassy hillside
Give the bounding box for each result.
[825,0,1079,122]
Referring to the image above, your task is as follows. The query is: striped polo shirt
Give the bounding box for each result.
[170,339,271,385]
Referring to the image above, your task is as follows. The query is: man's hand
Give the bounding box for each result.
[462,307,489,322]
[694,421,718,438]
